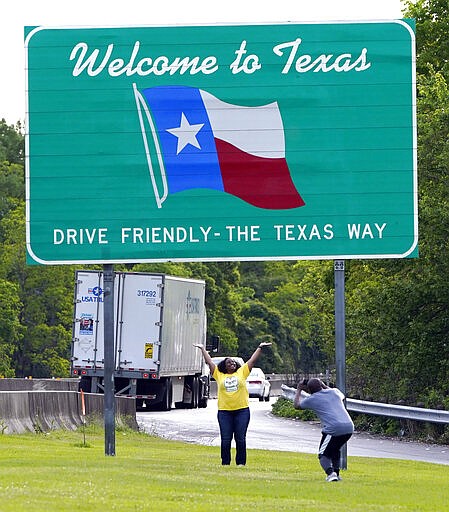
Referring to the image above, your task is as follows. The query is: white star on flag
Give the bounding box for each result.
[166,112,204,154]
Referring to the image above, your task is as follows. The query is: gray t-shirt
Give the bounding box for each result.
[300,388,354,436]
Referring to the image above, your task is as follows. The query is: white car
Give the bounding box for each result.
[246,367,271,401]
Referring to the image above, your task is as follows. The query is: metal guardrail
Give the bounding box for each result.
[280,384,449,425]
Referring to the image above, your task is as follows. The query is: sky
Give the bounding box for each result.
[1,0,405,126]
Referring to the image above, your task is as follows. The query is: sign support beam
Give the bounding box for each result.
[334,259,347,470]
[103,264,116,456]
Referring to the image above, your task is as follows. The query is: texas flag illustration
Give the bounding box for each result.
[133,84,305,210]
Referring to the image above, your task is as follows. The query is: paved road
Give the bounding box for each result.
[137,397,449,466]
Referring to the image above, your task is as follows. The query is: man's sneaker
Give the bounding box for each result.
[326,472,339,482]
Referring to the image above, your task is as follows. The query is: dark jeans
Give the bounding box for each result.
[217,407,250,465]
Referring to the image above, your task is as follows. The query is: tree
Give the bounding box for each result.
[0,162,24,221]
[0,197,75,377]
[236,299,294,373]
[337,0,449,407]
[405,0,449,77]
[0,278,23,377]
[0,119,24,165]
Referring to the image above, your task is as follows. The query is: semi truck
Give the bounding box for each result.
[71,270,210,410]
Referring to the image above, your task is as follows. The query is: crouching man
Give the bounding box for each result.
[294,378,354,482]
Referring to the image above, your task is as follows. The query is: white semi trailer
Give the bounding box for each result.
[71,270,210,410]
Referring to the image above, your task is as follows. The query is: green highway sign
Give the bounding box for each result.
[25,21,417,264]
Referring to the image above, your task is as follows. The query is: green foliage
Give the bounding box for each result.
[264,261,334,374]
[0,279,22,377]
[0,162,24,221]
[271,396,317,421]
[0,119,24,165]
[236,300,293,372]
[240,260,298,297]
[352,413,403,437]
[341,2,449,410]
[405,0,449,77]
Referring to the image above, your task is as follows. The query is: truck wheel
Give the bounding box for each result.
[175,376,199,409]
[161,378,172,411]
[197,377,209,408]
[198,396,208,408]
[187,376,199,409]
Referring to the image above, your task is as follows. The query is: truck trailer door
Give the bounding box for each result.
[72,270,107,370]
[115,273,163,374]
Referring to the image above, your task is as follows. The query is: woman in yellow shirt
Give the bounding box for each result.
[194,342,272,466]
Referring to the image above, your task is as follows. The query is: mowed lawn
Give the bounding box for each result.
[0,425,446,512]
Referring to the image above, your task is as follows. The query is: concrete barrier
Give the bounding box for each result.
[0,378,79,392]
[0,391,137,434]
[80,392,138,430]
[0,391,35,434]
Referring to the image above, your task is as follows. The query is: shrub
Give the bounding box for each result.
[271,397,317,421]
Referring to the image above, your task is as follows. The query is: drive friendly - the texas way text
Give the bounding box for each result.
[52,223,387,245]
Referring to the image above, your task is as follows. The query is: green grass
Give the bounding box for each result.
[0,424,447,512]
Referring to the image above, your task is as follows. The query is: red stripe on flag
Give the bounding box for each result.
[215,139,305,210]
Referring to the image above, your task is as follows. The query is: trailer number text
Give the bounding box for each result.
[137,290,157,297]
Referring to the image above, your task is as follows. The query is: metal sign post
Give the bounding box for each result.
[103,264,116,456]
[334,259,347,469]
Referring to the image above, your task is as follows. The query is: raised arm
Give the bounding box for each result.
[246,342,272,371]
[193,343,216,374]
[293,380,310,409]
